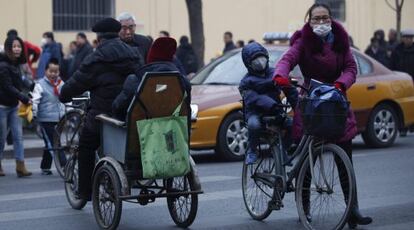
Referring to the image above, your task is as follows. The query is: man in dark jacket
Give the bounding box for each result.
[365,37,389,67]
[67,32,93,78]
[239,42,297,164]
[223,31,237,54]
[59,18,144,200]
[390,29,414,80]
[176,36,199,74]
[112,37,191,121]
[117,12,152,64]
[387,29,398,57]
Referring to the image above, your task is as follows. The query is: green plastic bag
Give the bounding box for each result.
[136,93,190,179]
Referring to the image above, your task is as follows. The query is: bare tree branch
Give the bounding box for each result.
[397,0,405,10]
[385,0,397,11]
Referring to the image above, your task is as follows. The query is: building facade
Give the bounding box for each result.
[1,0,413,62]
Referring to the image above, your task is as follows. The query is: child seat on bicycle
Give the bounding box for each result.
[238,42,298,165]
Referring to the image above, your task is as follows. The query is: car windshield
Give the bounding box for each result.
[191,49,300,85]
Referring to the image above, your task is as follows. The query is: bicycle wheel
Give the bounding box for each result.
[92,164,123,230]
[54,110,83,178]
[242,141,280,220]
[296,143,356,230]
[166,174,198,228]
[64,154,87,210]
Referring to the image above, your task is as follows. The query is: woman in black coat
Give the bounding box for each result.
[0,36,32,177]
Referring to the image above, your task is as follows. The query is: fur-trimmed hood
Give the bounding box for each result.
[290,20,350,53]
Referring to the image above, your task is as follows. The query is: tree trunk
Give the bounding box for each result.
[396,0,404,41]
[185,0,205,68]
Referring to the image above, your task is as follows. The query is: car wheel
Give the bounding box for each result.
[362,104,398,148]
[216,112,248,161]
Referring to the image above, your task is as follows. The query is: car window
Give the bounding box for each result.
[191,49,290,85]
[203,52,246,85]
[355,53,373,75]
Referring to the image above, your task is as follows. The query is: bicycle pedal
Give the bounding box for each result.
[286,182,295,192]
[268,200,283,210]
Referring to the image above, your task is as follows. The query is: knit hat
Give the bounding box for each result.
[147,37,177,63]
[92,18,121,33]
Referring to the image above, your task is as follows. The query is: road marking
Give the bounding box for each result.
[0,189,242,223]
[200,175,238,183]
[0,190,64,202]
[0,175,238,203]
[0,186,414,223]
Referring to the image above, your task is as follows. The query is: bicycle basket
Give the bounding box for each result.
[299,97,349,139]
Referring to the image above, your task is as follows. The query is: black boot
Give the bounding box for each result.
[347,193,372,229]
[335,141,372,229]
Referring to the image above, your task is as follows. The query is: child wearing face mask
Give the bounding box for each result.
[32,58,66,175]
[239,42,298,165]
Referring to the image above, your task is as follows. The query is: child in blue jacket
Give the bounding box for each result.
[239,42,298,164]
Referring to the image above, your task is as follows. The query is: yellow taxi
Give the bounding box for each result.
[190,44,414,161]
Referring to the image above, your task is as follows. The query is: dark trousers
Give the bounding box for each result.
[336,141,355,204]
[247,114,292,153]
[40,122,67,170]
[78,112,100,197]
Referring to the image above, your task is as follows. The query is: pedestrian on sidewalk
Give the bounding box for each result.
[223,31,236,54]
[67,33,93,79]
[32,58,66,175]
[7,29,41,77]
[37,32,63,79]
[176,35,199,75]
[365,37,389,67]
[117,12,151,64]
[0,36,33,177]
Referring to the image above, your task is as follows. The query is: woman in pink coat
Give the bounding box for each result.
[273,3,372,229]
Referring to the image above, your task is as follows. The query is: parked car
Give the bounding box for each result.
[189,44,414,161]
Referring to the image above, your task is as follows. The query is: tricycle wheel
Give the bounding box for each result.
[166,174,198,228]
[92,164,122,230]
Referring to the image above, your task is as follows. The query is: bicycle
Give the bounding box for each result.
[241,83,356,230]
[51,96,91,209]
[52,96,89,179]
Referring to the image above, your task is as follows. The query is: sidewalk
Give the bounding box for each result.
[3,130,44,159]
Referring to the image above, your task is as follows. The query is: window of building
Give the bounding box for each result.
[53,0,115,31]
[315,0,346,21]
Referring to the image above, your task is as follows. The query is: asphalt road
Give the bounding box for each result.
[1,135,414,230]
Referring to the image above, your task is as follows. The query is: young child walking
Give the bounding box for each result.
[32,58,66,175]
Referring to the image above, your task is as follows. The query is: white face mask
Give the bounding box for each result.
[251,56,268,72]
[41,38,48,46]
[312,23,332,37]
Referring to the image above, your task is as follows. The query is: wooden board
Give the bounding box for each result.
[124,72,189,175]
